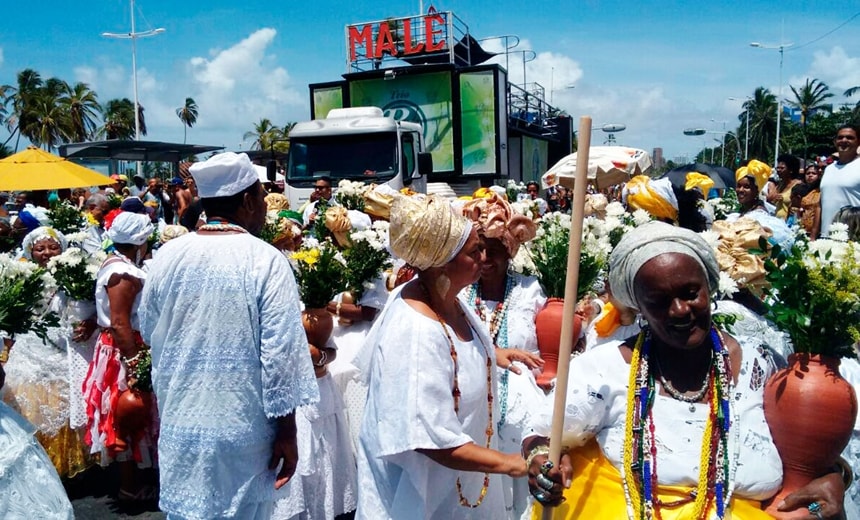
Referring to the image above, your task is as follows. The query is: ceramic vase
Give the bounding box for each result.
[302,307,334,347]
[534,298,581,389]
[112,388,152,454]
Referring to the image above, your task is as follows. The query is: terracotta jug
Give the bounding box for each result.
[535,298,581,389]
[338,292,355,326]
[303,307,334,347]
[112,388,152,453]
[763,353,857,519]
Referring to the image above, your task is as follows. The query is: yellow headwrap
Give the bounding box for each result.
[324,206,353,247]
[735,159,771,191]
[472,187,495,199]
[622,175,678,222]
[390,195,472,271]
[684,172,715,194]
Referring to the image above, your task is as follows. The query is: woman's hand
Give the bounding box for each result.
[777,472,845,520]
[496,348,544,374]
[72,318,97,343]
[527,451,573,508]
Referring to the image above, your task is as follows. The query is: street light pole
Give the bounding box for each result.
[728,96,753,160]
[750,41,793,166]
[103,0,165,142]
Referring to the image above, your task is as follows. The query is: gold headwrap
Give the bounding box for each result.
[584,193,609,219]
[363,185,394,220]
[735,159,771,191]
[324,206,353,247]
[685,172,715,194]
[461,193,536,257]
[265,193,290,212]
[623,175,678,222]
[390,194,472,271]
[710,218,772,296]
[160,224,189,244]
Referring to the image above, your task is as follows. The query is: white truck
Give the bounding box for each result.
[285,107,432,209]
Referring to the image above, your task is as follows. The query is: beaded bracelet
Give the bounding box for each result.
[526,445,551,470]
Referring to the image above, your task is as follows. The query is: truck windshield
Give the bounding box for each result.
[287,132,398,183]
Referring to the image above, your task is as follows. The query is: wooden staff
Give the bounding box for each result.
[542,116,592,519]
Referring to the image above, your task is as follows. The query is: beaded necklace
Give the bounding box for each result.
[621,327,735,520]
[467,273,515,431]
[198,219,248,233]
[423,283,495,508]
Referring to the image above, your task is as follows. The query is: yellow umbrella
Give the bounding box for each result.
[0,146,115,190]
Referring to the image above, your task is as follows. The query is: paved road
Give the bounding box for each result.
[67,465,164,520]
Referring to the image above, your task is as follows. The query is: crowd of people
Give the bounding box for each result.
[0,124,858,520]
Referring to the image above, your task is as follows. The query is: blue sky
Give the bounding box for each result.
[2,0,859,163]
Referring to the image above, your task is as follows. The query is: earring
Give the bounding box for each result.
[637,314,649,330]
[711,299,719,312]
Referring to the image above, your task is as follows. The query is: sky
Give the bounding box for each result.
[1,0,859,164]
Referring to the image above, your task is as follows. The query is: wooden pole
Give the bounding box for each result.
[542,116,592,519]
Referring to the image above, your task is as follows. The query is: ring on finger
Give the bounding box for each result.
[536,473,555,491]
[540,460,554,475]
[533,489,548,502]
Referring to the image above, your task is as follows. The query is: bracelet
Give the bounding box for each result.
[314,349,328,367]
[336,302,342,318]
[836,456,854,489]
[526,445,551,470]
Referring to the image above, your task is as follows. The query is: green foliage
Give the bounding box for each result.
[529,217,604,299]
[128,349,152,393]
[342,239,391,300]
[290,240,347,309]
[761,236,860,358]
[0,265,59,343]
[310,199,331,241]
[47,200,85,234]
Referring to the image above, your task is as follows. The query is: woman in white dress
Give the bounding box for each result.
[355,195,528,519]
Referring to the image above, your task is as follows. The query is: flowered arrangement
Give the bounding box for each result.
[48,200,86,234]
[505,179,528,202]
[126,348,153,392]
[0,253,59,343]
[335,179,369,211]
[46,247,105,302]
[761,223,860,358]
[698,218,773,300]
[260,210,300,248]
[290,239,347,309]
[342,221,392,300]
[705,190,741,221]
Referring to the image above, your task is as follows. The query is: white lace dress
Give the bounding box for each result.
[0,401,74,519]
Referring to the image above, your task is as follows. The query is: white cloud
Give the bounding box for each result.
[806,46,860,96]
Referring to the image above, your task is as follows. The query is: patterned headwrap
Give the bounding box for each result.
[608,220,719,311]
[389,194,472,271]
[264,193,290,212]
[461,193,536,258]
[159,224,189,244]
[735,159,771,191]
[622,175,679,222]
[21,226,67,260]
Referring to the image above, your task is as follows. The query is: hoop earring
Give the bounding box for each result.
[637,314,649,331]
[711,299,719,312]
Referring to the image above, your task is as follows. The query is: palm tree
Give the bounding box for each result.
[3,69,43,150]
[59,82,101,143]
[175,97,199,143]
[788,78,834,126]
[243,118,280,150]
[101,98,136,140]
[137,103,147,137]
[744,87,778,162]
[22,87,67,151]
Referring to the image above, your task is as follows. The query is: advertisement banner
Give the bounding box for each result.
[350,72,454,172]
[312,86,344,120]
[459,70,497,175]
[521,136,548,184]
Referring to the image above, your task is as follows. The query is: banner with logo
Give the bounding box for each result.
[349,71,454,173]
[460,70,497,175]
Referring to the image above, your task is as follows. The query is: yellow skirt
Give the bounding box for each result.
[533,441,774,519]
[36,424,95,479]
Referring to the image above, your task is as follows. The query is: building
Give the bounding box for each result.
[652,147,664,170]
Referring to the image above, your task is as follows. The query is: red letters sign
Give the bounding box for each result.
[348,13,447,63]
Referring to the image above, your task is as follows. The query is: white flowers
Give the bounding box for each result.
[336,179,370,198]
[717,271,740,298]
[349,220,389,252]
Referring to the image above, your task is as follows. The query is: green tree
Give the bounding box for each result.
[743,87,779,162]
[20,79,68,151]
[3,69,43,150]
[59,82,101,143]
[101,98,136,140]
[788,79,834,126]
[175,97,199,144]
[243,118,281,150]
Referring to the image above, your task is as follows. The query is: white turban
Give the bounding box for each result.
[608,220,719,311]
[21,226,67,260]
[389,194,472,270]
[107,212,154,246]
[190,152,259,198]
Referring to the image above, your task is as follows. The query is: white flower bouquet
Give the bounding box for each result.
[343,221,392,299]
[335,179,370,211]
[46,247,106,302]
[0,253,59,342]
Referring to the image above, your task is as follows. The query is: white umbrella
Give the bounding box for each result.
[542,146,652,190]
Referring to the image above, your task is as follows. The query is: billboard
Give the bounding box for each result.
[459,70,497,175]
[521,135,548,184]
[349,71,455,173]
[311,85,345,120]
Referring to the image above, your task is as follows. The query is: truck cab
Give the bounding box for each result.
[285,107,430,209]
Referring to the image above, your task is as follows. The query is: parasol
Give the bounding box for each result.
[660,162,732,191]
[542,146,652,191]
[0,146,115,190]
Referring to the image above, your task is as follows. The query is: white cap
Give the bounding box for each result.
[190,152,259,198]
[107,212,154,246]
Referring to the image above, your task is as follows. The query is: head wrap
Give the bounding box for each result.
[190,152,259,198]
[364,184,396,220]
[107,212,154,246]
[390,194,472,271]
[159,224,189,244]
[120,197,147,214]
[685,172,715,194]
[325,206,353,247]
[608,220,719,311]
[21,226,67,260]
[16,210,42,232]
[735,159,771,191]
[461,193,536,257]
[584,193,609,219]
[265,193,290,212]
[622,175,679,222]
[281,210,303,225]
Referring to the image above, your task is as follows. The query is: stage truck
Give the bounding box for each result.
[284,8,573,208]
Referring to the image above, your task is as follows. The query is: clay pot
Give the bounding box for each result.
[534,298,582,389]
[763,353,858,518]
[112,388,152,453]
[338,291,355,326]
[302,307,334,347]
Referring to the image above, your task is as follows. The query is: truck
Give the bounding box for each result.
[284,9,572,208]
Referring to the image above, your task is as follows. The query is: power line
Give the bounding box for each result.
[789,10,860,51]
